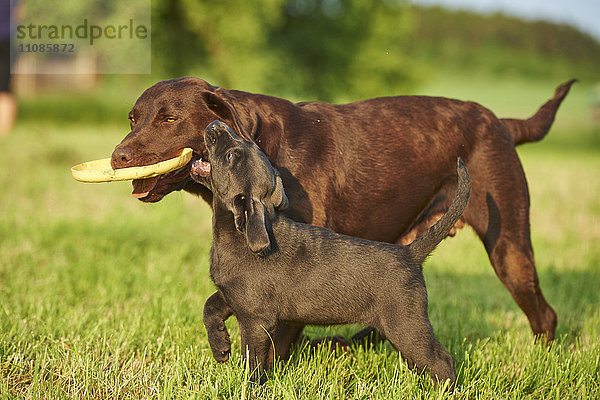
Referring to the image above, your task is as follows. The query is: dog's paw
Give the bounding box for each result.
[212,348,231,363]
[308,335,351,351]
[248,371,268,385]
[207,326,231,363]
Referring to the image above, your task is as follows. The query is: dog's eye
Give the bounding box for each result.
[226,152,234,162]
[233,194,246,210]
[128,115,135,124]
[163,117,176,123]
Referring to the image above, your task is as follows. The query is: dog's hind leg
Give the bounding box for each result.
[381,310,456,388]
[487,234,556,340]
[464,147,557,340]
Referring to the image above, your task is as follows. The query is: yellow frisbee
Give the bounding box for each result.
[71,148,194,183]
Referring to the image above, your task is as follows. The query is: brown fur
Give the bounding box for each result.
[112,78,575,357]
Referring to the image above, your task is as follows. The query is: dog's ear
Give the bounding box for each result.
[231,195,270,254]
[244,199,270,253]
[271,175,289,211]
[201,90,248,140]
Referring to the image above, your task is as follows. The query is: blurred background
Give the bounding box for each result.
[3,0,600,132]
[1,2,599,396]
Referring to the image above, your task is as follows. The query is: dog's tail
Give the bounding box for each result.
[500,79,576,145]
[408,158,471,265]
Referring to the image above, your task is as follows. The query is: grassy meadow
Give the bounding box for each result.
[1,76,599,399]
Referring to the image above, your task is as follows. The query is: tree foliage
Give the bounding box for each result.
[265,0,419,100]
[19,0,600,101]
[406,6,600,82]
[152,1,600,101]
[152,0,419,101]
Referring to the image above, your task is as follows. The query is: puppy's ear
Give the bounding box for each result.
[231,195,270,253]
[271,175,289,211]
[244,199,270,253]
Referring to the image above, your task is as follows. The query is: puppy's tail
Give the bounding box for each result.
[408,158,471,265]
[501,79,576,145]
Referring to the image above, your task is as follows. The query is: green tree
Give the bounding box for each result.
[178,0,285,91]
[151,0,420,101]
[267,0,419,101]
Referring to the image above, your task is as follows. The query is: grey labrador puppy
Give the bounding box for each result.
[191,120,471,387]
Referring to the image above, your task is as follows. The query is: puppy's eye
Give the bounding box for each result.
[226,152,234,162]
[233,194,246,209]
[128,115,135,124]
[163,117,176,123]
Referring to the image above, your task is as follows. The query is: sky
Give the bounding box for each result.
[411,0,600,40]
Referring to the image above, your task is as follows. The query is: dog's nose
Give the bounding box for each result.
[205,120,224,145]
[207,120,224,133]
[111,146,134,169]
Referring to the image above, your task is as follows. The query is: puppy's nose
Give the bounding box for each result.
[205,120,224,145]
[207,120,224,133]
[111,146,134,169]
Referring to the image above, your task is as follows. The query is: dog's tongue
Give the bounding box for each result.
[191,159,211,177]
[132,176,159,199]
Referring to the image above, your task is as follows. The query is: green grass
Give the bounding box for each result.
[1,76,599,398]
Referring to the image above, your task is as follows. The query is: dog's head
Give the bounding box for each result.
[191,120,288,254]
[110,77,251,202]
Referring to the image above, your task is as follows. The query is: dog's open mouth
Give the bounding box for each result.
[131,152,209,201]
[132,175,161,199]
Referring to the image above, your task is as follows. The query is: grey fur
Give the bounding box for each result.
[191,120,471,387]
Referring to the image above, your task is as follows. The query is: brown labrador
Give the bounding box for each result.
[111,77,575,359]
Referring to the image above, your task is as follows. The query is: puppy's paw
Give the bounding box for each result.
[206,324,231,363]
[249,371,268,385]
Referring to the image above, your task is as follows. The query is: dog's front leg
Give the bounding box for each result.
[239,319,274,384]
[203,291,233,362]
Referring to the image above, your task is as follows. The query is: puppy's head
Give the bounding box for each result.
[190,120,288,254]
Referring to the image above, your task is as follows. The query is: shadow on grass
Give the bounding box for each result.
[300,267,600,358]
